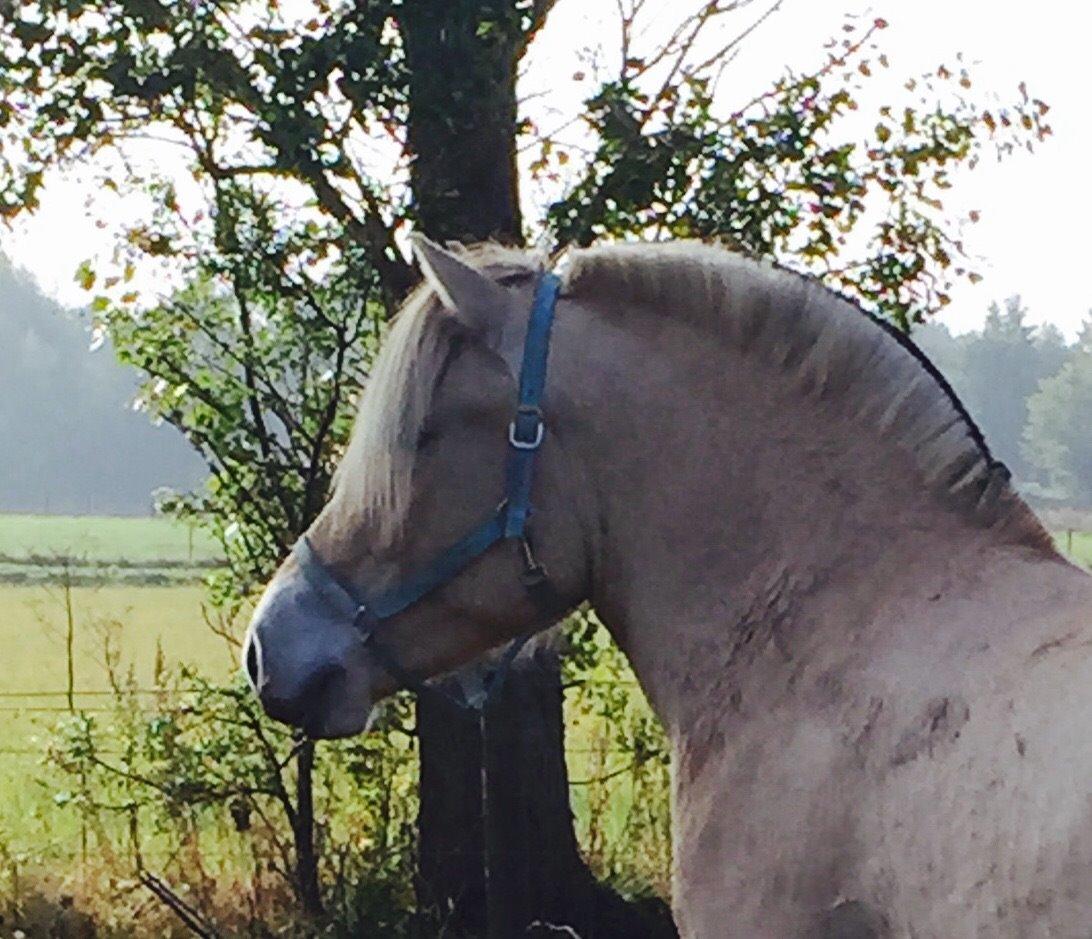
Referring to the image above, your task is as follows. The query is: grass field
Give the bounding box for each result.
[0,514,670,903]
[0,514,224,587]
[0,518,234,868]
[0,513,1087,901]
[0,514,221,564]
[1059,528,1092,569]
[0,587,237,863]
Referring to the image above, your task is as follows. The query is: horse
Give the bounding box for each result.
[244,237,1092,937]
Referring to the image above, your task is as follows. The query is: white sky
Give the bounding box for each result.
[3,0,1089,338]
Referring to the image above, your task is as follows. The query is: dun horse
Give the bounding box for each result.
[245,239,1092,937]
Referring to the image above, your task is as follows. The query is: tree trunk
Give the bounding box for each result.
[481,647,578,935]
[415,678,488,935]
[482,646,678,939]
[399,0,523,245]
[396,4,676,936]
[416,647,678,939]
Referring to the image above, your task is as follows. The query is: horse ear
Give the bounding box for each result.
[410,235,510,337]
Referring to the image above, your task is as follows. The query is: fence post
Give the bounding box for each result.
[62,559,75,714]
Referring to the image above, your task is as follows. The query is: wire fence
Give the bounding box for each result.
[0,677,639,707]
[0,681,661,866]
[0,684,646,745]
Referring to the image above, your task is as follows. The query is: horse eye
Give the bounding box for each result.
[416,425,438,450]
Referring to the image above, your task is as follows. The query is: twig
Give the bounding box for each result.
[139,871,220,939]
[568,759,641,786]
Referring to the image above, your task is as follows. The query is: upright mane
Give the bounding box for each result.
[336,239,1050,551]
[564,241,1050,548]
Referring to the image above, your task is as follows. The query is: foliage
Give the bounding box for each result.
[0,2,1053,578]
[42,658,419,935]
[0,0,561,304]
[914,298,1073,486]
[107,231,382,602]
[564,611,671,895]
[0,4,1051,330]
[957,298,1069,479]
[17,601,670,934]
[0,0,562,597]
[1023,341,1092,504]
[542,15,1050,328]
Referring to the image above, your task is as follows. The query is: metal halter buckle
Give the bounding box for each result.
[517,536,548,589]
[508,405,545,450]
[352,605,377,644]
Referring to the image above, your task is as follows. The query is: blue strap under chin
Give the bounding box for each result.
[291,270,562,709]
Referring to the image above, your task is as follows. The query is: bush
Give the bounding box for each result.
[19,612,670,935]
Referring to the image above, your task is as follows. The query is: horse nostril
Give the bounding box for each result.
[257,662,346,731]
[260,692,306,726]
[245,638,261,689]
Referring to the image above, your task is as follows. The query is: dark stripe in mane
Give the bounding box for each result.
[862,309,1010,480]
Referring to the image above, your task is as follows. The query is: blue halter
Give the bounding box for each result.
[292,271,563,709]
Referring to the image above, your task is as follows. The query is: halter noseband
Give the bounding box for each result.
[292,271,563,710]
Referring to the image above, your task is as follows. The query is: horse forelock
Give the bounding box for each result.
[332,244,541,544]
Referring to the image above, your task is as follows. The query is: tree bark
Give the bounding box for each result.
[399,0,524,245]
[481,646,678,939]
[415,646,681,939]
[415,678,488,935]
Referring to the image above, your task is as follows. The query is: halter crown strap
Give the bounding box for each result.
[290,270,562,711]
[505,271,560,538]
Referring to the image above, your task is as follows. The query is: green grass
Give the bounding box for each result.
[0,583,240,857]
[0,514,220,564]
[0,513,223,586]
[0,516,235,867]
[0,583,235,694]
[1057,529,1092,570]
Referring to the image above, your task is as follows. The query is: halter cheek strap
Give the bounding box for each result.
[292,271,564,711]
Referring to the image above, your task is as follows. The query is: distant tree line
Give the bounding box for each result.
[3,257,1088,517]
[0,257,206,515]
[914,297,1092,507]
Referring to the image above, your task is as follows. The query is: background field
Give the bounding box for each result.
[0,515,220,564]
[1060,529,1092,567]
[0,585,234,855]
[0,514,234,868]
[0,514,670,894]
[0,512,1087,885]
[0,514,222,589]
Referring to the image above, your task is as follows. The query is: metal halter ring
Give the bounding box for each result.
[508,405,545,450]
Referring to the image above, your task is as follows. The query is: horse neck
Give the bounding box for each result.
[550,297,1060,738]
